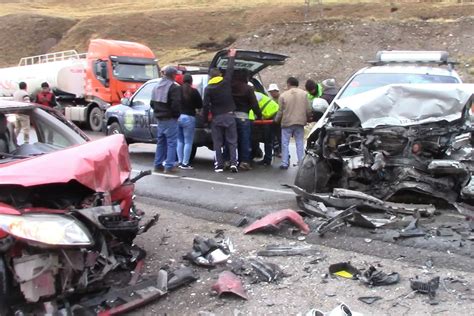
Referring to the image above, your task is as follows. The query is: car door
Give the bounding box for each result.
[209,50,288,78]
[123,82,156,142]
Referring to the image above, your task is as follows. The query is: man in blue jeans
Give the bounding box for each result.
[274,77,311,170]
[150,66,182,173]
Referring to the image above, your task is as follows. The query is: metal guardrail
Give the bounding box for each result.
[18,50,86,66]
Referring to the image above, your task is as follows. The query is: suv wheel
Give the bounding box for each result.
[107,122,123,136]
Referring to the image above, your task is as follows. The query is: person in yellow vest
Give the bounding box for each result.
[305,79,323,102]
[249,91,279,165]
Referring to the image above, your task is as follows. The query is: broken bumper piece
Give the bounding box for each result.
[293,186,435,217]
[212,271,248,300]
[244,209,310,235]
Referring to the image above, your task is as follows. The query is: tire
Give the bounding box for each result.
[294,153,331,193]
[107,122,123,136]
[88,106,104,132]
[189,145,198,163]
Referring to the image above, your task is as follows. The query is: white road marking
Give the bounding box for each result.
[132,169,295,195]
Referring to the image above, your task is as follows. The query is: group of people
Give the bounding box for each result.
[13,81,58,107]
[12,81,58,144]
[151,48,338,173]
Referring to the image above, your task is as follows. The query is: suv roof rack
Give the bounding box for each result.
[368,50,457,69]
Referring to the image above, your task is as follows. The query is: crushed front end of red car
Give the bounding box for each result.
[0,134,161,314]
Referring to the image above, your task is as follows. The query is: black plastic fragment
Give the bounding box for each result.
[358,296,382,304]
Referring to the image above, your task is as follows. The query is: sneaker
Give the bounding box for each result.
[164,167,178,174]
[239,162,252,171]
[215,166,224,173]
[279,165,289,170]
[223,161,231,170]
[230,165,238,173]
[257,160,271,166]
[153,165,164,173]
[179,164,193,170]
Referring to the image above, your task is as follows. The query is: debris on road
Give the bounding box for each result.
[359,266,400,287]
[244,209,310,235]
[328,262,360,280]
[410,276,440,300]
[249,258,287,283]
[167,266,199,290]
[257,244,319,257]
[399,217,426,238]
[304,303,363,316]
[357,296,382,305]
[184,236,233,266]
[212,271,248,300]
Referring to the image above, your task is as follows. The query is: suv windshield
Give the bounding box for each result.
[112,63,159,82]
[339,73,460,98]
[0,107,86,163]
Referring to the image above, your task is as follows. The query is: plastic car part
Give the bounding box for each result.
[410,276,440,299]
[249,258,286,283]
[357,296,382,305]
[359,266,400,286]
[243,209,310,235]
[306,304,363,316]
[328,262,361,280]
[399,218,425,238]
[257,245,318,257]
[72,271,168,315]
[211,271,248,300]
[167,267,199,291]
[292,185,436,217]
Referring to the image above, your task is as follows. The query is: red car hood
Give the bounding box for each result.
[0,134,131,192]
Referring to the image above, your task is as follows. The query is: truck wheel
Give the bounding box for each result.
[189,145,198,163]
[88,107,103,132]
[107,122,123,136]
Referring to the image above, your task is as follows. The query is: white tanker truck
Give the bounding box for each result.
[0,39,159,131]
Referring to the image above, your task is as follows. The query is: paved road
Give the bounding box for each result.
[129,143,299,218]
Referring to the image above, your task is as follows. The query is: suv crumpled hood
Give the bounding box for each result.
[334,84,473,128]
[0,134,131,192]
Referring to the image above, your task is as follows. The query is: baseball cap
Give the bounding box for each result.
[268,83,279,92]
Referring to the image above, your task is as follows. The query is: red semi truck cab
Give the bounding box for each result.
[85,39,159,107]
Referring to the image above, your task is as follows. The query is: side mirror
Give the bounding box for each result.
[312,98,329,113]
[120,97,130,106]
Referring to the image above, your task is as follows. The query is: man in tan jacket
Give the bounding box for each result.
[274,77,311,169]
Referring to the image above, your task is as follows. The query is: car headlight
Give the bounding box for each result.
[0,214,93,246]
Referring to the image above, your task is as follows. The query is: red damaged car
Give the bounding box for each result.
[0,101,158,314]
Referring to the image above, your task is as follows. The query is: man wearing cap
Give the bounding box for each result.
[268,83,280,102]
[151,66,182,173]
[320,78,338,104]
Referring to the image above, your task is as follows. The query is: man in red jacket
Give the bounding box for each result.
[35,82,58,108]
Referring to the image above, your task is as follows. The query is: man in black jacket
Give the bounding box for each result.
[151,66,181,173]
[203,48,238,173]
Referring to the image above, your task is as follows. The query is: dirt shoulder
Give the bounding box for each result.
[134,198,474,315]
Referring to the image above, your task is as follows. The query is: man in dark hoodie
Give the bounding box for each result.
[203,48,238,173]
[151,66,182,173]
[231,70,262,170]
